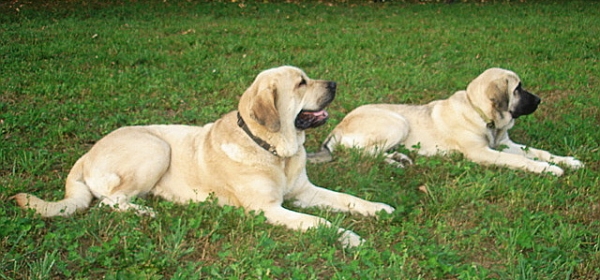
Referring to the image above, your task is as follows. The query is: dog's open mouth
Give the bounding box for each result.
[295,109,329,130]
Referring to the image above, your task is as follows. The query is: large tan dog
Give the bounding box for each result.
[309,68,583,176]
[12,66,394,247]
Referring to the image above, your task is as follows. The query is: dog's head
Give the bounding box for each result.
[238,66,336,156]
[467,68,541,123]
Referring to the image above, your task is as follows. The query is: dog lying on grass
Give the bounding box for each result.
[309,68,583,176]
[12,66,394,248]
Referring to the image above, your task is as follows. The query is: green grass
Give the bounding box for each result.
[1,0,599,278]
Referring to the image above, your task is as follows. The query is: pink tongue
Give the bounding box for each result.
[306,110,328,119]
[296,109,330,129]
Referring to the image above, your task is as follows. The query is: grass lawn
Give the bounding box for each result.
[1,0,599,278]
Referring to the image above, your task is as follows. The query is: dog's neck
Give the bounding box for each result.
[466,94,495,129]
[237,112,279,156]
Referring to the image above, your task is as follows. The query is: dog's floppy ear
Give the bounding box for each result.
[242,80,280,133]
[486,77,510,112]
[252,83,280,132]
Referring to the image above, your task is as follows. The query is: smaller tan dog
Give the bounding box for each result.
[13,66,394,248]
[309,68,583,176]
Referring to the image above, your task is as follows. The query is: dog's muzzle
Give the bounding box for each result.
[511,90,541,118]
[295,81,336,130]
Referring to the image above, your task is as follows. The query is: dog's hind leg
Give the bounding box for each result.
[89,160,170,217]
[384,151,413,168]
[84,128,173,216]
[321,107,412,167]
[97,191,157,217]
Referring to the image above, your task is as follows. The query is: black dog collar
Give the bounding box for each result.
[237,112,278,156]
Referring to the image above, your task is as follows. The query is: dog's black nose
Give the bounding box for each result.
[327,81,337,92]
[535,95,541,105]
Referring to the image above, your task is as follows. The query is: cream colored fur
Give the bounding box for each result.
[12,66,394,248]
[315,68,583,176]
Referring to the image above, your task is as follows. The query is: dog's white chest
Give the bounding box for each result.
[220,143,246,163]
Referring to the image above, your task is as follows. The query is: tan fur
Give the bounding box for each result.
[12,66,394,248]
[314,68,583,176]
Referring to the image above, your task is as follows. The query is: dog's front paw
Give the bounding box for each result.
[338,228,364,248]
[364,202,395,216]
[543,164,564,176]
[377,203,395,214]
[563,157,584,169]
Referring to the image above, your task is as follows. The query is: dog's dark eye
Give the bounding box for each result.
[514,83,522,94]
[299,78,307,87]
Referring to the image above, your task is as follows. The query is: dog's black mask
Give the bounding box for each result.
[510,84,541,118]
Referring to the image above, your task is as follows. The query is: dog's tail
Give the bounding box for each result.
[307,136,335,163]
[11,157,93,217]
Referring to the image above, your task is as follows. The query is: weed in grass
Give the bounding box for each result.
[26,250,59,279]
